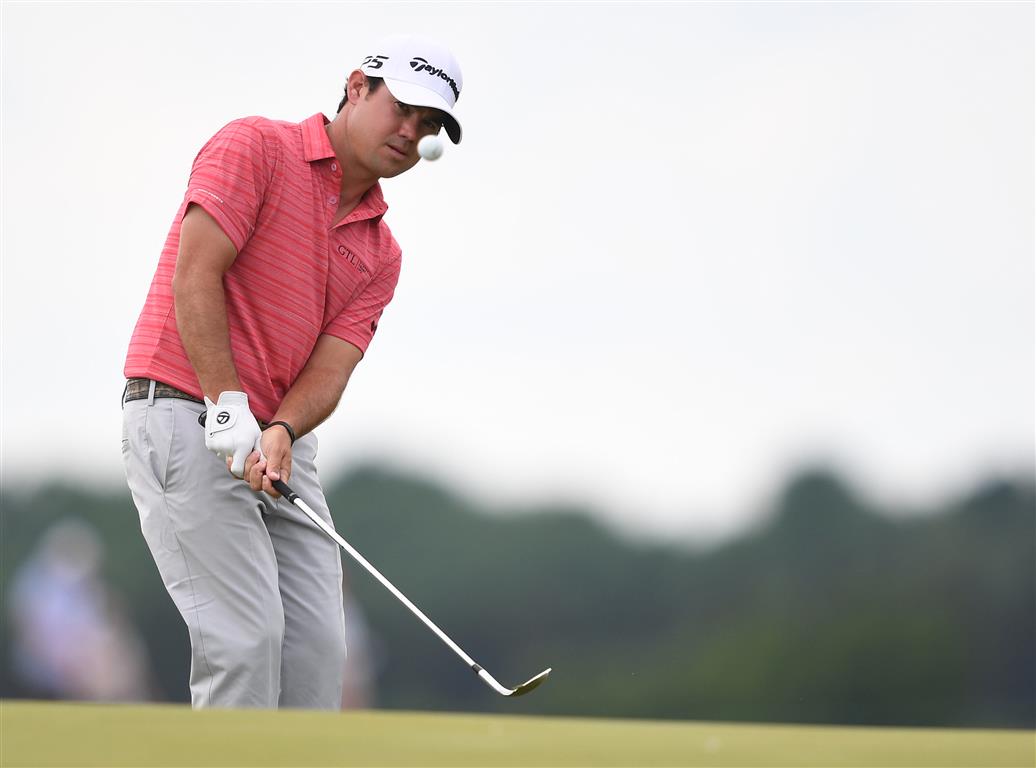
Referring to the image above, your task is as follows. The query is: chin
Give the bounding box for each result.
[380,158,419,178]
[381,165,415,179]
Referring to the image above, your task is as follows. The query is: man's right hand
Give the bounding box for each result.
[204,391,262,478]
[243,425,293,498]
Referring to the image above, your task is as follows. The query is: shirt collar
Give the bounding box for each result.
[358,182,387,217]
[301,113,336,162]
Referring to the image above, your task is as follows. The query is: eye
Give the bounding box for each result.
[423,118,442,132]
[394,101,411,116]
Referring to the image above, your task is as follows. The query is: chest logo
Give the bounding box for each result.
[337,245,370,276]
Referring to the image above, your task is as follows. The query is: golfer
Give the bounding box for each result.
[121,35,463,709]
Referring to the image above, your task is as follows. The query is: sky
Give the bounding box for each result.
[2,2,1033,544]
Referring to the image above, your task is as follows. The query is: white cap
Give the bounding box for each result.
[359,34,464,144]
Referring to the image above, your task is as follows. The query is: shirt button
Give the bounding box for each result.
[330,163,338,172]
[328,195,337,206]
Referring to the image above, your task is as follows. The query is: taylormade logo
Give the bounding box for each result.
[409,56,460,100]
[216,411,230,425]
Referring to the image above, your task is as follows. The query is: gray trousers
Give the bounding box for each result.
[121,385,346,709]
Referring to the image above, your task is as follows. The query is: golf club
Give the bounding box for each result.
[270,478,552,698]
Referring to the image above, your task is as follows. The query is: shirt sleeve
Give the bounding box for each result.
[181,119,275,251]
[323,250,402,355]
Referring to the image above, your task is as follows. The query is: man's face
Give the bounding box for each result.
[348,81,444,179]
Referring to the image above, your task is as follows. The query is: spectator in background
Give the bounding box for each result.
[341,591,377,709]
[8,519,153,701]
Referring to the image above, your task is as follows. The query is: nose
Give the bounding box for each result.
[397,114,419,141]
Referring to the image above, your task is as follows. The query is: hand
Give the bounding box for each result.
[243,424,293,498]
[203,391,261,478]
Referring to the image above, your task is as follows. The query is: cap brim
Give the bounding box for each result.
[382,77,462,144]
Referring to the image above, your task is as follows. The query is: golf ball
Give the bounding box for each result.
[418,135,444,161]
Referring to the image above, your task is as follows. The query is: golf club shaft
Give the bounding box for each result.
[270,478,513,695]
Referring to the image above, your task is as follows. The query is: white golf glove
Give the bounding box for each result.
[203,391,262,478]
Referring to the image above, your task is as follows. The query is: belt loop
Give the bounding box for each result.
[121,380,130,409]
[146,379,157,406]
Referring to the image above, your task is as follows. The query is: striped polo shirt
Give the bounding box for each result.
[124,113,402,422]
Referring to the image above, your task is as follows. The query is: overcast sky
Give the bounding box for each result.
[2,2,1033,543]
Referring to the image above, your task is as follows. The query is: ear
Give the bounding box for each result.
[344,70,369,106]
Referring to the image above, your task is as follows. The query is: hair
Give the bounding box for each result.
[337,75,383,113]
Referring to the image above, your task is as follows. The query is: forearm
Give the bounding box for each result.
[271,335,363,438]
[173,268,242,401]
[272,367,348,438]
[173,204,243,402]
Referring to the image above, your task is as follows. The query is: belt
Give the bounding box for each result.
[123,378,204,405]
[122,378,276,431]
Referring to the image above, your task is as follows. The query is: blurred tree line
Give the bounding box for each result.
[1,466,1032,728]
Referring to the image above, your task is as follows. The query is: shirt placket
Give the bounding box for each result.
[326,159,341,228]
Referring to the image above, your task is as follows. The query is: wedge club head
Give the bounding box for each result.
[510,668,552,696]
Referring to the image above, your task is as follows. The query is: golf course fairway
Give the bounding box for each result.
[2,700,1032,767]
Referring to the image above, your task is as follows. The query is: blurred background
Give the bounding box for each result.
[2,2,1033,728]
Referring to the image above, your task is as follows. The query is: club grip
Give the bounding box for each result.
[271,478,298,502]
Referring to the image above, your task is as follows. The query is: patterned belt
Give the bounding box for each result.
[123,378,275,430]
[123,378,204,405]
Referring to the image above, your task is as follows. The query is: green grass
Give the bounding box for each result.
[1,701,1032,767]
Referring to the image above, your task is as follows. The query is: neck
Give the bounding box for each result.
[325,112,378,215]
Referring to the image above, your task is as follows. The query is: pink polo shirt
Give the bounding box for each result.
[124,113,402,422]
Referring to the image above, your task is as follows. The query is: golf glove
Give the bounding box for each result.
[204,391,262,478]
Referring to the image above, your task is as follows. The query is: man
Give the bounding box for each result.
[121,34,463,709]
